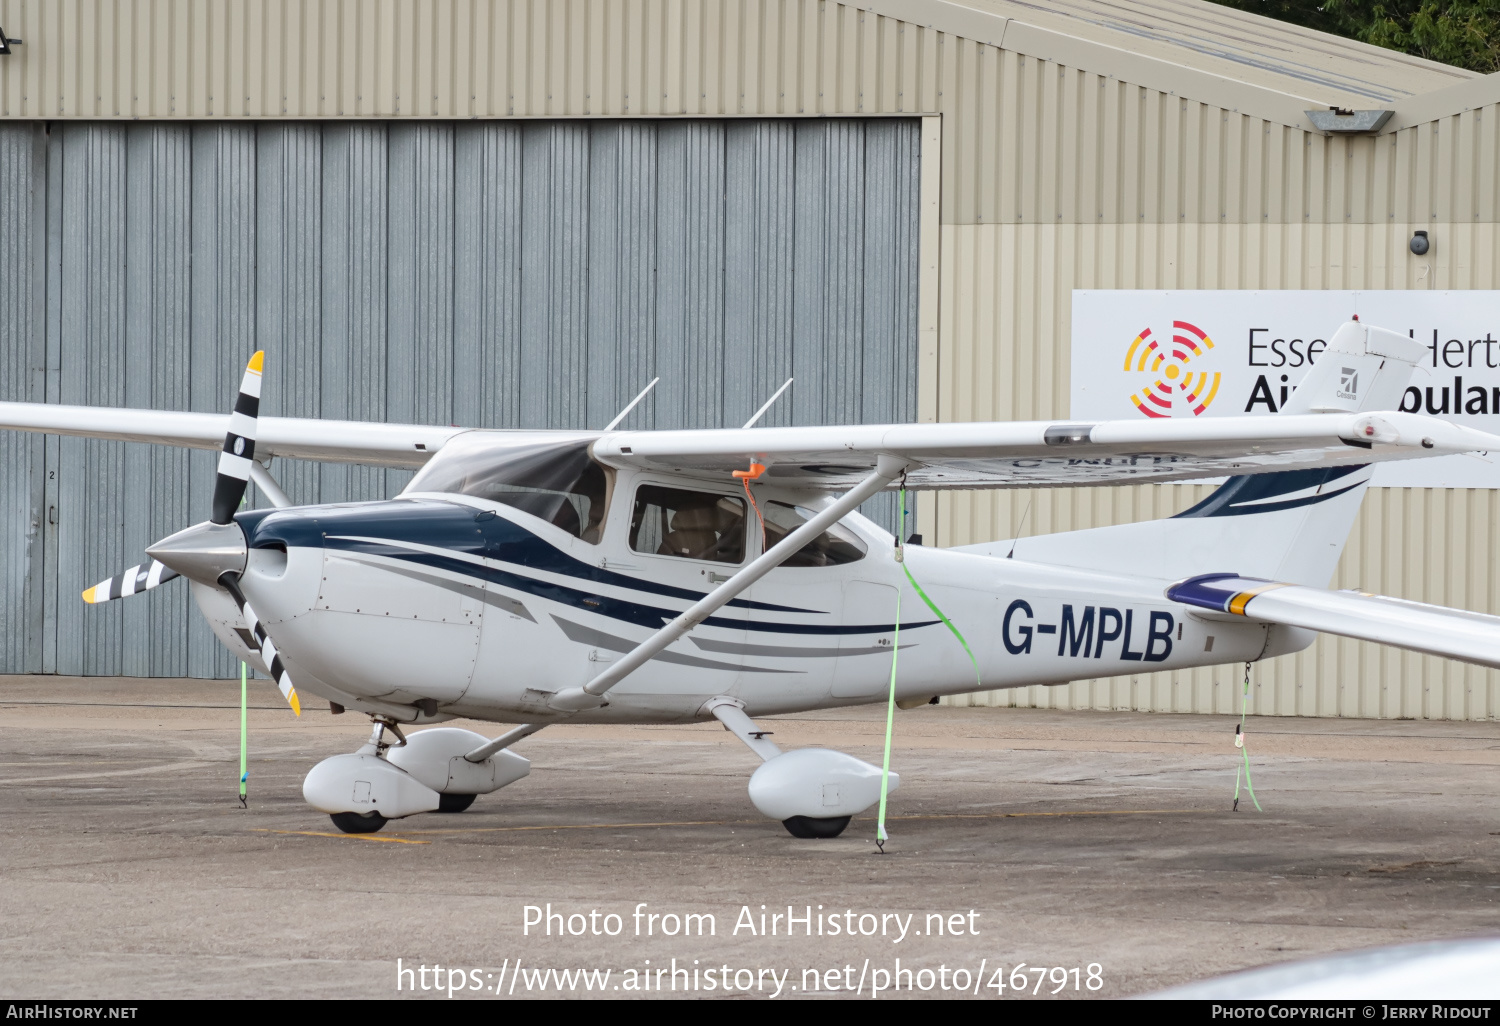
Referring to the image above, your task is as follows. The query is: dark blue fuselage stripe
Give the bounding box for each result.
[239,499,820,615]
[325,538,938,636]
[1173,465,1368,519]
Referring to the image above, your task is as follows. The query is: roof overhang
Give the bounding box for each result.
[854,0,1493,133]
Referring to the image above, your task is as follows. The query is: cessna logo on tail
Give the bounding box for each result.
[1338,366,1359,401]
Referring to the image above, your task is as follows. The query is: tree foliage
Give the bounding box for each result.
[1210,0,1500,73]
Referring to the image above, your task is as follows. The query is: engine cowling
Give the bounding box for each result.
[747,748,898,821]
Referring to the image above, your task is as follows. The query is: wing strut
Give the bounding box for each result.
[248,461,293,509]
[462,722,547,764]
[462,455,909,764]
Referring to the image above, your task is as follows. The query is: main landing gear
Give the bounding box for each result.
[303,716,531,834]
[706,698,898,840]
[782,815,854,839]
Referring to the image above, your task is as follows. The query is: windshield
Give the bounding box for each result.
[406,440,610,542]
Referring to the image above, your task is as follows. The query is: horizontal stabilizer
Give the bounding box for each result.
[1168,574,1500,671]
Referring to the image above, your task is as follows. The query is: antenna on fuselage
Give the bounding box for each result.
[602,377,660,431]
[742,378,794,429]
[1007,496,1033,559]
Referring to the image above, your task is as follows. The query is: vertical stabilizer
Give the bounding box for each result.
[1280,319,1426,415]
[959,319,1427,588]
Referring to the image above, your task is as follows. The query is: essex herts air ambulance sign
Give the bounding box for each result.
[1071,290,1500,488]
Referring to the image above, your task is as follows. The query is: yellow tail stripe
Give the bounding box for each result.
[1228,582,1292,616]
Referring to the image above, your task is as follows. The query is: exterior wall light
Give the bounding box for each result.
[1305,108,1394,134]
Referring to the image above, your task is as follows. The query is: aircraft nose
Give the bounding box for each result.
[231,508,325,628]
[145,521,248,586]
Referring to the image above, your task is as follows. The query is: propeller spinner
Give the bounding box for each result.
[80,350,300,717]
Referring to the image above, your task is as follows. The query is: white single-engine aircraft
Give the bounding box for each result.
[6,319,1500,838]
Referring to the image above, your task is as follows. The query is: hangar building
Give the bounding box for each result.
[0,0,1496,719]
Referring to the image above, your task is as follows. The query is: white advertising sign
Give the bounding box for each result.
[1071,291,1500,488]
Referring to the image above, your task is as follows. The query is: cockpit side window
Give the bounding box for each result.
[630,485,746,564]
[761,501,866,566]
[405,441,611,542]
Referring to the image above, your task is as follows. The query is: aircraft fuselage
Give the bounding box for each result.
[193,485,1295,725]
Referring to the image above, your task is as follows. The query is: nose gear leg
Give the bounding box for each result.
[363,715,408,757]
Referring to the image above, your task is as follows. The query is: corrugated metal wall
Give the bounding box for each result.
[0,117,920,678]
[0,123,42,674]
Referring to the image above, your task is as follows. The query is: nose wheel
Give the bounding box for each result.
[330,811,388,834]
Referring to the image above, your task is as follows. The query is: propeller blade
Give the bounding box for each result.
[241,597,302,717]
[211,350,264,525]
[81,560,180,604]
[217,574,301,717]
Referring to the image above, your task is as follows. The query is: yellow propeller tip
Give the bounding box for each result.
[247,350,265,373]
[80,587,98,604]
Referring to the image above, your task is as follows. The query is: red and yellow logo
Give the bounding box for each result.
[1124,321,1221,418]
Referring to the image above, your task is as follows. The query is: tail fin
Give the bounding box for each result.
[1280,319,1424,415]
[962,319,1426,586]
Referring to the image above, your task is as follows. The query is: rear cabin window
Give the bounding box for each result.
[761,501,866,566]
[630,486,746,564]
[405,440,610,542]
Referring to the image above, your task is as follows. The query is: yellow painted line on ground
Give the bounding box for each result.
[252,828,430,845]
[388,809,1210,838]
[393,819,756,836]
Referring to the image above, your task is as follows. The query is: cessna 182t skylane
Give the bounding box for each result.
[6,318,1500,838]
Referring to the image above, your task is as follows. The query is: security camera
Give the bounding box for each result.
[1410,230,1430,256]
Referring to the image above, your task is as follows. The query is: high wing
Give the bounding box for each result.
[6,402,1500,486]
[0,402,470,468]
[1168,574,1500,671]
[593,411,1500,490]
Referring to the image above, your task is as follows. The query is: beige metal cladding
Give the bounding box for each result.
[0,0,1476,122]
[0,0,947,120]
[4,0,1499,718]
[936,209,1500,720]
[5,0,1500,229]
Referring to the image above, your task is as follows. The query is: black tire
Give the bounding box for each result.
[782,815,852,839]
[437,793,476,814]
[330,811,387,834]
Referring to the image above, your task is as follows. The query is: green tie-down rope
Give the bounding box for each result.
[238,491,250,809]
[1233,661,1261,812]
[239,660,249,808]
[876,488,983,852]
